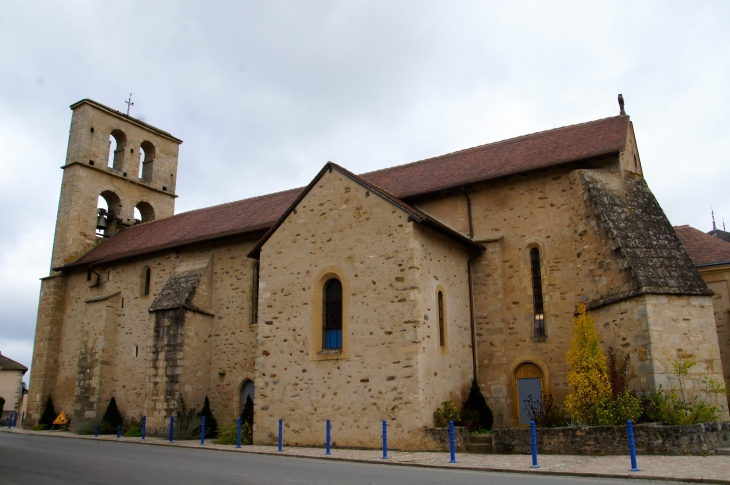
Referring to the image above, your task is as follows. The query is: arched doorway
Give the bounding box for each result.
[239,380,255,425]
[514,362,544,426]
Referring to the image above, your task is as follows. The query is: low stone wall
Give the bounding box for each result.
[492,422,730,455]
[420,426,468,452]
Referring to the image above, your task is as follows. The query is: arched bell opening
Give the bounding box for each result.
[96,191,121,238]
[134,201,155,224]
[140,140,155,183]
[107,129,127,170]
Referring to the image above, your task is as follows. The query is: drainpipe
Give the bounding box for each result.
[463,190,479,382]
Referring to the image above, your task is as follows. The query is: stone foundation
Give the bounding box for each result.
[492,422,730,455]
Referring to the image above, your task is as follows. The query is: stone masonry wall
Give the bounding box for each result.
[493,422,730,455]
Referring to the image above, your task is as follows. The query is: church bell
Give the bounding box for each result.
[96,208,108,231]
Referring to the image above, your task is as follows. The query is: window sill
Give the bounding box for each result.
[531,335,548,343]
[317,349,342,356]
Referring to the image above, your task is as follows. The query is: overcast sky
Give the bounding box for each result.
[1,1,729,382]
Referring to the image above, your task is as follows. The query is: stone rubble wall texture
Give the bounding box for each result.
[700,267,730,390]
[26,109,730,449]
[492,421,730,455]
[253,171,475,450]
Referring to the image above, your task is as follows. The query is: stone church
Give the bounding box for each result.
[27,98,729,450]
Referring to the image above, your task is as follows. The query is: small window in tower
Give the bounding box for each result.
[437,291,445,347]
[530,248,546,338]
[142,266,151,296]
[323,279,343,349]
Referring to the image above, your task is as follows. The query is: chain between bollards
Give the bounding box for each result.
[627,420,640,471]
[169,415,175,443]
[278,419,283,452]
[449,420,456,463]
[200,416,206,446]
[141,416,146,441]
[382,420,388,459]
[236,418,242,448]
[326,419,331,455]
[530,421,539,468]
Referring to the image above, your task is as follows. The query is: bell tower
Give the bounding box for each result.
[50,99,182,269]
[26,100,182,427]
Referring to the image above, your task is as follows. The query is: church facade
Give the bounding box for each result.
[26,99,728,449]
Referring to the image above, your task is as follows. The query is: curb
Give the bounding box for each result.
[2,428,728,485]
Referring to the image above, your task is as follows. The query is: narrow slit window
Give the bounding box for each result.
[323,279,343,349]
[530,248,545,337]
[437,291,445,347]
[251,262,259,324]
[143,267,151,296]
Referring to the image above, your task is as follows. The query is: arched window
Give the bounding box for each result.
[530,248,545,337]
[251,262,259,324]
[140,140,155,182]
[107,129,127,169]
[437,291,445,347]
[240,380,255,425]
[134,201,155,223]
[142,266,151,296]
[96,191,121,237]
[323,278,342,349]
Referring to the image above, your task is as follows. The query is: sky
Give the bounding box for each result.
[1,1,729,383]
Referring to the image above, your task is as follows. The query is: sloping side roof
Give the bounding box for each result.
[248,162,484,259]
[61,115,630,269]
[708,229,730,243]
[582,171,711,298]
[0,352,28,373]
[149,268,204,312]
[674,225,730,266]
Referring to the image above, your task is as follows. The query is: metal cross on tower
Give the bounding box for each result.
[125,93,134,116]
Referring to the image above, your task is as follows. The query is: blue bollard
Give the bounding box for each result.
[169,415,174,443]
[94,424,99,437]
[236,418,242,448]
[449,420,456,463]
[382,420,388,459]
[530,421,539,468]
[7,414,11,429]
[278,419,283,452]
[117,425,121,438]
[21,412,25,427]
[141,416,146,441]
[200,416,206,446]
[326,419,331,455]
[627,420,640,471]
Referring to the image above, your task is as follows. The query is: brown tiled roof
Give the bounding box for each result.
[61,115,630,269]
[248,162,485,259]
[0,352,28,373]
[674,225,730,266]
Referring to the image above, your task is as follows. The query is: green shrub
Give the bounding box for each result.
[434,401,460,428]
[644,357,725,425]
[197,395,218,438]
[214,420,252,445]
[101,397,124,429]
[39,396,56,427]
[460,379,493,432]
[594,390,643,425]
[32,424,49,431]
[123,416,143,437]
[173,397,201,440]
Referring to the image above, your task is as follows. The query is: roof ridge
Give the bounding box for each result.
[362,115,628,178]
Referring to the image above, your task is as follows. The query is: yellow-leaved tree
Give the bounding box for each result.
[564,304,612,423]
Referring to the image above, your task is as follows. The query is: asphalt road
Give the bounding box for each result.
[0,433,666,485]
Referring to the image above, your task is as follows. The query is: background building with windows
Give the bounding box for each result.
[26,99,729,449]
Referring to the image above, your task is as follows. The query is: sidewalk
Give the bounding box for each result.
[2,427,728,484]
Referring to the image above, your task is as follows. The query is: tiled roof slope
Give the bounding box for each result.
[0,352,28,373]
[62,115,630,269]
[582,171,712,303]
[674,225,730,266]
